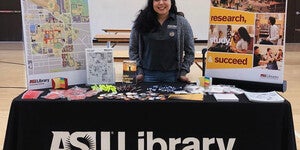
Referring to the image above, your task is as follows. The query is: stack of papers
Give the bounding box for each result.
[244,91,285,103]
[213,93,239,102]
[168,94,203,101]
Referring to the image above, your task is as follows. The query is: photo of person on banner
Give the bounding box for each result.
[265,47,278,70]
[253,46,269,67]
[207,25,230,52]
[209,25,219,40]
[230,26,253,53]
[255,18,261,44]
[275,48,283,61]
[256,14,285,45]
[252,45,284,70]
[230,31,239,48]
[259,16,280,45]
[208,25,253,54]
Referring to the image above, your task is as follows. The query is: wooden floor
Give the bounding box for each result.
[0,42,299,149]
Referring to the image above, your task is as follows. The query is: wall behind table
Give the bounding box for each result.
[89,0,210,41]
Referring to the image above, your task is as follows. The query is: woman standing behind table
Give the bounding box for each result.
[129,0,195,83]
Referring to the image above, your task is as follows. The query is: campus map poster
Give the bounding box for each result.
[21,0,92,89]
[206,0,287,84]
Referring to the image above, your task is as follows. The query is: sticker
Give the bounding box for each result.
[167,25,177,29]
[169,31,175,37]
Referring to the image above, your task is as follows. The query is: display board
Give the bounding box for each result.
[21,0,92,89]
[205,0,287,90]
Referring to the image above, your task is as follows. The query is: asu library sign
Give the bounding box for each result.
[50,131,236,150]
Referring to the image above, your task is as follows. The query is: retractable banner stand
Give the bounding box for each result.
[21,0,92,89]
[206,0,287,91]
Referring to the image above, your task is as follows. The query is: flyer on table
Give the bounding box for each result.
[206,0,287,84]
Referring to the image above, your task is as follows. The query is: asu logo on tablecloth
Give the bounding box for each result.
[206,52,253,69]
[51,131,96,150]
[50,131,237,150]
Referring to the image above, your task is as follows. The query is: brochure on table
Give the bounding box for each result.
[86,48,115,85]
[244,91,285,103]
[205,0,287,85]
[21,0,92,89]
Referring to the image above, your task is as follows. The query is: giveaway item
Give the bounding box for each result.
[168,94,203,101]
[91,84,117,93]
[22,90,44,99]
[52,77,68,89]
[122,60,137,83]
[198,76,212,88]
[42,90,65,100]
[213,93,239,102]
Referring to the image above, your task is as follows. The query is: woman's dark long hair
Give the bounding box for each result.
[133,0,178,33]
[238,27,251,43]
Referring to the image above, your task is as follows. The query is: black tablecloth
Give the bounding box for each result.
[4,89,297,150]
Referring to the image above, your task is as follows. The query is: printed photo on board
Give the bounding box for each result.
[208,25,254,54]
[256,13,285,45]
[211,0,286,13]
